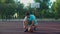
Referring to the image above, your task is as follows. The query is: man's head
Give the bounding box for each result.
[26,12,30,18]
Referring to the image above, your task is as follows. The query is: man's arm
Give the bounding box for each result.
[23,16,27,27]
[29,15,35,26]
[30,21,34,26]
[23,17,29,28]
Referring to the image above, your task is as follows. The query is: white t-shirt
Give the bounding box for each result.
[23,16,28,21]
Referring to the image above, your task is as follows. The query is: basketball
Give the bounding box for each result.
[28,27,33,32]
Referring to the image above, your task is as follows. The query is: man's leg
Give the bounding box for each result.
[34,26,37,31]
[28,26,34,32]
[34,23,38,31]
[23,21,28,32]
[27,22,34,32]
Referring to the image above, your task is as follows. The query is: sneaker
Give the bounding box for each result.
[34,28,37,31]
[24,29,28,32]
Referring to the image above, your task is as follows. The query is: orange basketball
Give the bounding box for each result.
[28,27,33,32]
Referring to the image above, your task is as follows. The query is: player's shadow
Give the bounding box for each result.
[32,32,47,34]
[30,29,47,34]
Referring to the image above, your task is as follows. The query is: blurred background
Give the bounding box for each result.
[0,0,60,19]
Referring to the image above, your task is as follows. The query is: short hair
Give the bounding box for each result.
[26,12,30,16]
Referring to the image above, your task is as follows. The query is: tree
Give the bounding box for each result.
[0,0,25,19]
[52,0,60,19]
[33,0,50,18]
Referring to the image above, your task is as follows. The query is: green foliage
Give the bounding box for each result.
[0,0,24,19]
[51,0,60,19]
[0,0,60,19]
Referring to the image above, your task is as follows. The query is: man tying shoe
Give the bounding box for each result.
[23,12,38,32]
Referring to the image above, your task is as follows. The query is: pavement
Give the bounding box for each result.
[0,20,60,34]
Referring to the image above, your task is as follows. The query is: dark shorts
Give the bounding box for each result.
[28,21,32,25]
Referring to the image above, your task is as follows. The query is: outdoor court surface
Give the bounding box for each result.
[0,21,60,34]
